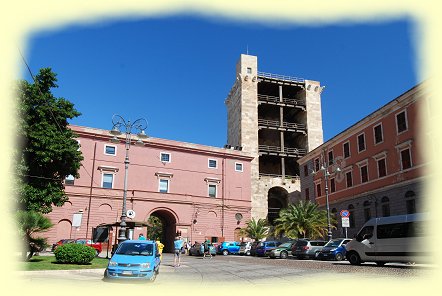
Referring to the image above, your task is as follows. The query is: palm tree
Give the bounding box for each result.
[273,201,335,239]
[240,217,270,241]
[16,210,53,261]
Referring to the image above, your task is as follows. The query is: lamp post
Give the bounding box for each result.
[109,114,148,244]
[313,150,343,242]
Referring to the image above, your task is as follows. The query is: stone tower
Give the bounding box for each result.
[225,54,324,222]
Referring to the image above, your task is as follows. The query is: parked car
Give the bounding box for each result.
[255,241,281,257]
[291,239,327,259]
[51,239,75,252]
[249,241,260,256]
[217,241,240,255]
[317,238,352,261]
[104,240,161,281]
[268,240,297,259]
[188,242,216,256]
[238,242,252,256]
[75,238,103,256]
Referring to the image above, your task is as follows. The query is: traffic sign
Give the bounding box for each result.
[340,210,350,217]
[342,217,350,228]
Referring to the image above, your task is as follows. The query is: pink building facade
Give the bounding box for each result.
[45,125,253,252]
[298,84,428,238]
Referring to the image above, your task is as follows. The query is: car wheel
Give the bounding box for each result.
[335,253,344,261]
[347,252,361,265]
[149,272,157,282]
[222,250,229,256]
[246,251,250,256]
[280,251,288,259]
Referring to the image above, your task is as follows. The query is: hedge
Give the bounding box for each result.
[54,243,96,265]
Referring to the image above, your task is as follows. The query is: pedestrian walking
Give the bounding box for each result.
[173,236,184,267]
[203,239,212,258]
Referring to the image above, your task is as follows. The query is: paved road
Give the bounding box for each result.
[17,253,433,286]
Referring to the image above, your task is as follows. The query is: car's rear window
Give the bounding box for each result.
[311,241,326,246]
[295,240,308,246]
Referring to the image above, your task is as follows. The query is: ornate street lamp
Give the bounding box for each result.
[312,150,344,241]
[109,114,148,243]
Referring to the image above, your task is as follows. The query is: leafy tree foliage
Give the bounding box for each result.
[273,201,335,239]
[146,215,163,241]
[17,210,53,261]
[15,68,83,213]
[240,217,270,242]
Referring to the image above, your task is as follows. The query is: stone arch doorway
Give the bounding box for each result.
[267,186,289,225]
[148,208,178,253]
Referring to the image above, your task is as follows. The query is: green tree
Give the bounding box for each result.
[17,210,53,261]
[15,68,83,213]
[273,201,335,239]
[146,216,163,241]
[240,217,270,242]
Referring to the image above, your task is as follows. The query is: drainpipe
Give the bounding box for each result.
[85,141,97,239]
[221,155,226,238]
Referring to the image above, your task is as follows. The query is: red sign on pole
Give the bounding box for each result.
[340,210,350,217]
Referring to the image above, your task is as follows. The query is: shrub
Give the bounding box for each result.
[54,243,96,264]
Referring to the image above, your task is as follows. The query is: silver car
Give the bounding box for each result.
[291,239,327,259]
[238,242,252,256]
[268,241,297,259]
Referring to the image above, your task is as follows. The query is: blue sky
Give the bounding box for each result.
[22,15,418,147]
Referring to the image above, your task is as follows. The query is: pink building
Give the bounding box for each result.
[45,125,253,252]
[298,84,427,238]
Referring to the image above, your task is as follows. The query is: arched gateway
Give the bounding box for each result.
[267,186,289,225]
[148,208,178,253]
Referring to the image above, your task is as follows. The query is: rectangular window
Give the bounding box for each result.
[374,124,383,144]
[304,165,309,177]
[328,150,334,165]
[330,178,336,193]
[314,158,320,172]
[305,188,310,201]
[159,179,169,193]
[160,152,171,163]
[346,171,353,188]
[364,208,371,222]
[377,158,387,178]
[360,165,368,183]
[105,145,116,156]
[357,133,366,152]
[343,142,350,158]
[208,184,217,198]
[396,111,408,133]
[208,159,218,169]
[235,162,243,172]
[316,183,322,197]
[65,174,75,185]
[102,173,113,189]
[247,67,252,74]
[401,148,412,170]
[406,199,416,214]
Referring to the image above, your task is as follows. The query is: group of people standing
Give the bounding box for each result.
[173,237,213,267]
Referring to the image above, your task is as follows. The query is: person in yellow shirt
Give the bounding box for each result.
[156,240,164,261]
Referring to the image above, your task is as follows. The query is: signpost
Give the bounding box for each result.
[340,210,350,238]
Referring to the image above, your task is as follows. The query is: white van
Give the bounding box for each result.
[345,213,427,266]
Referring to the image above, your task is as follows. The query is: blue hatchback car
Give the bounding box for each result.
[317,238,352,261]
[104,240,161,281]
[255,241,281,257]
[217,241,240,255]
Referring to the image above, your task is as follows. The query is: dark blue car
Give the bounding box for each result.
[255,241,281,257]
[217,241,240,255]
[317,238,352,261]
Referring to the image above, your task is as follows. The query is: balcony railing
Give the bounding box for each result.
[258,119,306,131]
[257,94,305,107]
[258,71,305,84]
[258,145,306,157]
